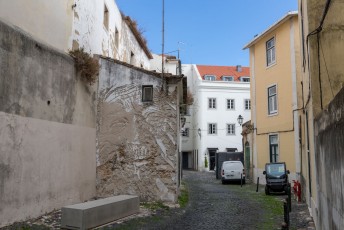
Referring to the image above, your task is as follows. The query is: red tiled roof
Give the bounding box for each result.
[196,65,250,81]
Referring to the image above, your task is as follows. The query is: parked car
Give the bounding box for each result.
[263,162,290,195]
[221,161,245,184]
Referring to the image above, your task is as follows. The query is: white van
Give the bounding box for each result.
[221,161,245,184]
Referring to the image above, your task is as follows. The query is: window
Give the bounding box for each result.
[245,99,251,110]
[269,135,279,162]
[240,77,250,82]
[227,99,235,110]
[115,28,119,48]
[103,4,109,31]
[208,98,216,109]
[204,75,216,81]
[226,148,238,152]
[182,128,189,137]
[266,37,276,66]
[268,85,278,114]
[130,51,135,65]
[222,76,234,81]
[208,123,217,134]
[142,85,153,102]
[227,124,236,135]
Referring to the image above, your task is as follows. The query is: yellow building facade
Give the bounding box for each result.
[244,12,302,184]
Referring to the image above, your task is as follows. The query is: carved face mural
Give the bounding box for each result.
[97,60,179,202]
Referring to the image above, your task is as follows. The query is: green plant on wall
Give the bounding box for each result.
[204,156,208,168]
[69,48,99,85]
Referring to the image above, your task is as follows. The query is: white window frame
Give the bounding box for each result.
[103,4,109,31]
[268,85,278,115]
[244,99,251,110]
[204,75,216,81]
[227,99,235,110]
[142,85,153,102]
[227,124,236,135]
[208,123,217,135]
[182,128,189,137]
[266,37,276,66]
[240,77,250,82]
[208,98,216,109]
[222,76,234,81]
[269,134,279,163]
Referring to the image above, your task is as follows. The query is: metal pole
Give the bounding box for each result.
[256,177,259,192]
[161,0,165,90]
[288,183,292,212]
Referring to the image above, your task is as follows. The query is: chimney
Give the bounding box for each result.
[236,65,242,72]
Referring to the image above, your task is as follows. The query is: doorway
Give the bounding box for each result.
[182,152,189,169]
[208,148,217,170]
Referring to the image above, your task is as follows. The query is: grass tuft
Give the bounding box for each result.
[178,182,189,208]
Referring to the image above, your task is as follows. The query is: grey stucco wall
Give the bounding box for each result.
[97,59,179,202]
[315,87,344,230]
[0,19,96,227]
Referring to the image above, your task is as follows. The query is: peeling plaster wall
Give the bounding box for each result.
[0,20,96,227]
[0,0,151,69]
[97,58,180,202]
[72,0,151,69]
[314,87,344,230]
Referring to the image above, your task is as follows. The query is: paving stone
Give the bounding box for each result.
[1,170,315,230]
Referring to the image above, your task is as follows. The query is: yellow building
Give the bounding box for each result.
[243,11,302,184]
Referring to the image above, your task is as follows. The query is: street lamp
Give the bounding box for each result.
[237,115,243,126]
[198,128,201,139]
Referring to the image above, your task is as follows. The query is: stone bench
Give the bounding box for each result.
[61,195,139,229]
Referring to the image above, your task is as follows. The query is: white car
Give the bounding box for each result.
[221,161,245,184]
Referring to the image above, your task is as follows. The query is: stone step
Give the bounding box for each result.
[61,195,139,230]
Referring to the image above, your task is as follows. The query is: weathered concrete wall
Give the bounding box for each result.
[0,0,74,52]
[0,19,96,227]
[97,58,179,202]
[315,87,344,230]
[307,0,344,117]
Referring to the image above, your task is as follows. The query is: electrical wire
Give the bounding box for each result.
[320,38,335,98]
[304,0,332,110]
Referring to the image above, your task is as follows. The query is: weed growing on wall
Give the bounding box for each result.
[186,90,194,105]
[69,48,99,85]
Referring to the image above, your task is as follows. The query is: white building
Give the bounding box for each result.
[181,65,251,171]
[0,0,153,68]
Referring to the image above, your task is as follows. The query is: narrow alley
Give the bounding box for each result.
[100,171,312,230]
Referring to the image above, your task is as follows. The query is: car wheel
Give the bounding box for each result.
[265,185,270,195]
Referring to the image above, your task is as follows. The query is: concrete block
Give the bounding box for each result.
[61,195,139,229]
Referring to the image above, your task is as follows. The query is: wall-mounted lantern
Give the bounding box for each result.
[237,115,244,126]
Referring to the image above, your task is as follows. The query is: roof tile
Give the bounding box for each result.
[197,65,250,81]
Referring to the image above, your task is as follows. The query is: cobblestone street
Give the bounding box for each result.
[105,170,312,230]
[3,170,313,230]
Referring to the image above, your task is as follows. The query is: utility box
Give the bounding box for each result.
[215,152,244,179]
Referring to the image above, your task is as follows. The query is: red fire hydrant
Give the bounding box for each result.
[292,180,301,202]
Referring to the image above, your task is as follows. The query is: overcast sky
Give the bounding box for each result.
[115,0,298,66]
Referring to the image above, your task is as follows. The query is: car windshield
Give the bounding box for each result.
[266,163,285,177]
[223,162,242,170]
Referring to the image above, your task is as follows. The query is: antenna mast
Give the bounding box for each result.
[161,0,165,90]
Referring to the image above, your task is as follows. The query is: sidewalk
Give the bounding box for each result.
[290,198,316,230]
